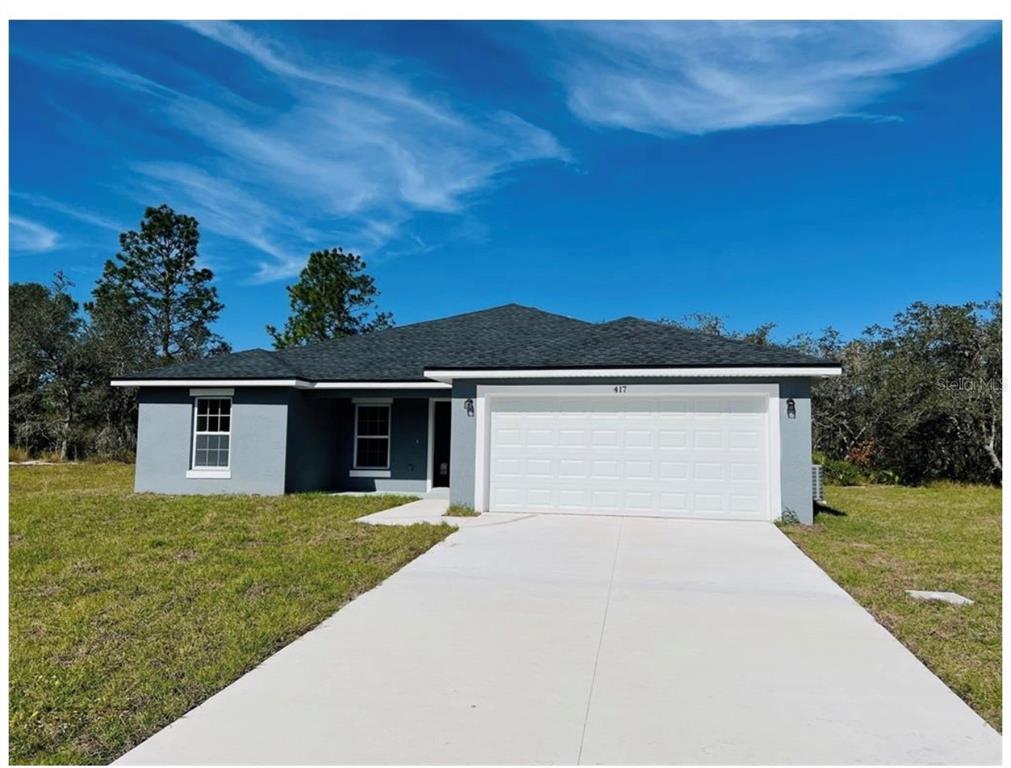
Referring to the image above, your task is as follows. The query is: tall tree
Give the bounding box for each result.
[267,247,393,349]
[9,274,94,459]
[88,204,228,362]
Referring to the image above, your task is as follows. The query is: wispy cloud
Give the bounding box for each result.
[12,191,122,232]
[547,21,995,136]
[61,22,569,282]
[10,216,59,253]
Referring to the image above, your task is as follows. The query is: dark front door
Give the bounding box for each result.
[432,401,451,487]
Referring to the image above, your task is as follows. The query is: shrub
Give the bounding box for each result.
[814,451,902,486]
[444,504,479,518]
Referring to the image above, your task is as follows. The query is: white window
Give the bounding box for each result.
[354,404,391,469]
[192,397,232,469]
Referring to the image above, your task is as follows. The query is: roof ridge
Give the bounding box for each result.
[241,347,301,375]
[292,304,595,353]
[387,303,592,331]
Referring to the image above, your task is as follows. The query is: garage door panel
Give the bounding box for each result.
[590,459,620,479]
[623,491,654,510]
[693,462,725,481]
[658,429,689,448]
[557,459,587,478]
[559,429,587,447]
[526,458,553,477]
[591,429,619,447]
[489,396,771,520]
[624,429,654,448]
[624,460,654,480]
[730,462,762,482]
[494,457,523,476]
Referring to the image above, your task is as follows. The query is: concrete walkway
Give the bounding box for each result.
[118,508,1000,765]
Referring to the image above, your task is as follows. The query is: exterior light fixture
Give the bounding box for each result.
[464,398,475,417]
[786,398,797,419]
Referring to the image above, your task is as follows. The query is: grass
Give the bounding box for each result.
[9,444,31,462]
[9,463,454,764]
[781,483,1001,730]
[444,503,480,517]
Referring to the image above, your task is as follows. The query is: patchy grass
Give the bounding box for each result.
[9,463,453,764]
[781,483,1000,730]
[444,504,479,518]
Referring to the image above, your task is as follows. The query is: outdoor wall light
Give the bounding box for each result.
[786,398,797,419]
[464,398,475,417]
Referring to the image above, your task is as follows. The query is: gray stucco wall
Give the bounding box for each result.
[135,387,444,496]
[447,376,816,521]
[779,378,814,524]
[449,381,478,508]
[134,387,289,495]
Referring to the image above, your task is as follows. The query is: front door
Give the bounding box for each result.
[432,401,451,487]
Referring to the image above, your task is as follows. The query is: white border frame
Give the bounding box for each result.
[188,395,233,478]
[473,382,782,520]
[352,402,392,473]
[426,398,452,492]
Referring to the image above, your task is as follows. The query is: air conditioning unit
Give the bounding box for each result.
[812,464,825,503]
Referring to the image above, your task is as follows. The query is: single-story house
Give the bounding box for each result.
[113,304,841,524]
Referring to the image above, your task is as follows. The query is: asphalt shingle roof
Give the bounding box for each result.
[123,304,834,382]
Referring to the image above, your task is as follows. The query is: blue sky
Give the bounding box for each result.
[9,21,1002,350]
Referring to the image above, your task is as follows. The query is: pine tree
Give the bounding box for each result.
[267,247,393,349]
[88,204,228,362]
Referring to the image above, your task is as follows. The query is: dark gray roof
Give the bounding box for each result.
[122,304,834,382]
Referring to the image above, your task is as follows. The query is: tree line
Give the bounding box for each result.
[8,205,1002,485]
[9,205,387,461]
[664,300,1002,486]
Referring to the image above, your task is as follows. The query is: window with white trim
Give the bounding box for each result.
[354,404,391,469]
[192,397,232,468]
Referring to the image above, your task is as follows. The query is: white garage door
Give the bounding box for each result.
[488,397,771,520]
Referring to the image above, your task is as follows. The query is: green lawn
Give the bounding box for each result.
[9,463,453,764]
[781,483,1001,730]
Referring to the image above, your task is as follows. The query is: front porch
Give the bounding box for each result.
[286,389,454,495]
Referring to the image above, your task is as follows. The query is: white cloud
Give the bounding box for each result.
[67,22,569,282]
[10,216,59,253]
[548,21,995,136]
[12,191,122,232]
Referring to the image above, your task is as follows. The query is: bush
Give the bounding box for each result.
[821,456,866,486]
[9,445,30,462]
[814,452,902,486]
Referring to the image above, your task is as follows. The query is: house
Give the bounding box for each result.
[113,304,841,523]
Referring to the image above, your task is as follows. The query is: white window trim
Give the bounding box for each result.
[186,469,231,479]
[352,402,392,471]
[349,469,392,479]
[191,396,232,472]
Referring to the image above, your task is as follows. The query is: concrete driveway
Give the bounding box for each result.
[118,510,1000,765]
